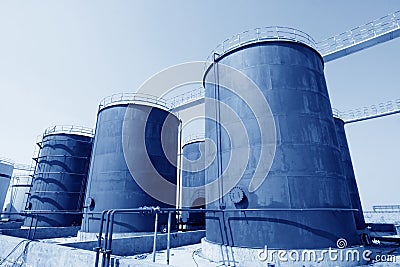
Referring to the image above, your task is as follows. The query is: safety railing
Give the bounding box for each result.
[43,125,94,137]
[205,26,317,64]
[333,98,400,123]
[0,156,14,166]
[317,10,400,56]
[166,89,400,124]
[98,93,169,111]
[183,133,205,146]
[166,87,205,109]
[373,205,400,212]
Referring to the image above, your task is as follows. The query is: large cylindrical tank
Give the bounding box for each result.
[10,175,32,213]
[24,126,93,227]
[334,117,366,230]
[203,32,359,249]
[181,135,206,227]
[0,158,14,210]
[81,94,179,233]
[2,165,32,221]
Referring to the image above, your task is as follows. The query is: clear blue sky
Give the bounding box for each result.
[0,1,399,209]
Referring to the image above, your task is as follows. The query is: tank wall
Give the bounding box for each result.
[334,117,366,230]
[11,175,32,212]
[181,141,206,227]
[81,104,179,233]
[182,141,206,207]
[25,133,93,227]
[204,41,358,249]
[0,161,14,209]
[2,174,32,220]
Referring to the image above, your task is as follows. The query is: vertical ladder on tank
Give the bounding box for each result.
[26,136,42,210]
[212,52,225,210]
[212,52,237,267]
[24,134,43,233]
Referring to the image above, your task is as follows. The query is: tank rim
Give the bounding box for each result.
[0,156,14,166]
[43,125,94,138]
[183,133,205,147]
[98,93,170,112]
[97,101,180,124]
[206,26,317,61]
[202,39,324,86]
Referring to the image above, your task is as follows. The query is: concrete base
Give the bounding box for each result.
[65,230,206,256]
[0,234,166,267]
[1,234,398,266]
[0,226,80,239]
[0,220,23,229]
[201,238,370,267]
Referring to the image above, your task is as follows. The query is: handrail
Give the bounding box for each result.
[0,156,14,166]
[43,125,94,137]
[166,87,205,109]
[205,26,317,65]
[98,93,170,111]
[166,87,399,125]
[202,10,400,66]
[316,10,400,57]
[333,98,400,123]
[372,205,400,212]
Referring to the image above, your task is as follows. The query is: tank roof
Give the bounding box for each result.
[43,125,94,138]
[0,156,14,166]
[98,93,170,112]
[205,26,317,65]
[183,133,205,146]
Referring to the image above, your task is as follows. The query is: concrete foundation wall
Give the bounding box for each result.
[0,226,80,239]
[0,234,168,267]
[0,234,96,267]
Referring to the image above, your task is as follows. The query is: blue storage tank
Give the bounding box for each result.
[2,165,32,221]
[24,126,93,227]
[203,27,359,249]
[81,94,179,233]
[181,135,206,227]
[8,173,32,213]
[0,157,14,210]
[334,117,366,230]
